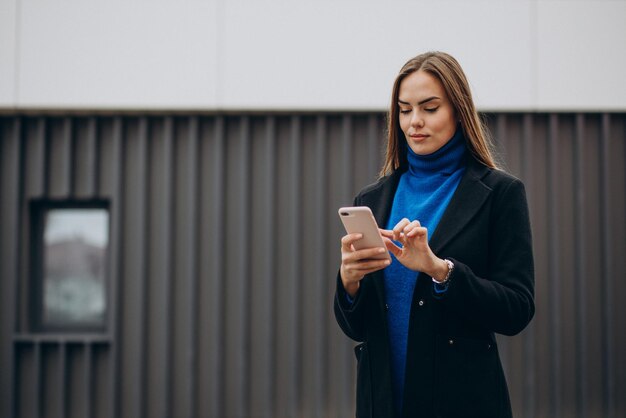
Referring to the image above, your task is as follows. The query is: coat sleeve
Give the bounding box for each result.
[333,195,374,343]
[437,178,535,336]
[333,272,368,342]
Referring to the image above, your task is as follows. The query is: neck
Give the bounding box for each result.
[406,128,467,176]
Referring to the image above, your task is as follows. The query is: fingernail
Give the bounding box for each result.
[378,248,385,253]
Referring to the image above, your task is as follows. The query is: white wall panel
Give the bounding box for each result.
[5,0,626,110]
[18,1,218,109]
[536,1,626,111]
[0,0,17,106]
[219,1,534,111]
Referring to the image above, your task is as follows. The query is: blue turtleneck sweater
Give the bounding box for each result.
[383,128,467,415]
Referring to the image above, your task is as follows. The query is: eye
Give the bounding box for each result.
[399,108,411,114]
[424,107,439,113]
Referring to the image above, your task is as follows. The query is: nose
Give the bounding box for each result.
[410,111,424,128]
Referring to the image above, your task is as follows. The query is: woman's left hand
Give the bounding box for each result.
[380,218,448,280]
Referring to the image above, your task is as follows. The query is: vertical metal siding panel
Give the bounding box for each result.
[93,343,111,418]
[48,118,72,199]
[65,344,76,418]
[58,343,67,418]
[547,114,561,418]
[324,115,355,418]
[242,117,252,418]
[24,117,46,199]
[189,117,200,418]
[139,119,150,418]
[22,117,47,328]
[494,113,508,170]
[171,116,197,418]
[574,114,588,418]
[315,115,329,418]
[223,116,250,417]
[65,343,86,418]
[248,116,276,418]
[42,343,60,418]
[84,343,92,418]
[0,118,20,418]
[15,344,30,418]
[551,114,576,417]
[290,116,302,416]
[98,118,115,198]
[88,117,98,196]
[599,113,614,418]
[298,118,311,418]
[608,115,626,418]
[146,117,174,418]
[108,117,123,418]
[273,117,295,417]
[265,117,277,418]
[35,342,43,418]
[521,114,536,418]
[298,115,325,418]
[74,117,97,198]
[530,115,553,418]
[609,114,626,416]
[583,116,604,416]
[300,116,316,418]
[324,114,340,418]
[493,114,524,417]
[163,117,174,418]
[197,116,225,418]
[120,117,148,418]
[367,115,380,180]
[214,116,226,418]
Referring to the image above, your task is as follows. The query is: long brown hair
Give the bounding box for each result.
[380,51,498,176]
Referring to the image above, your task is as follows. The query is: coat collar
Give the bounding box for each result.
[360,156,493,256]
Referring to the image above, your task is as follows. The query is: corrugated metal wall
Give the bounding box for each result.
[1,113,625,418]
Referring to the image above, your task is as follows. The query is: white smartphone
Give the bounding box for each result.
[338,206,390,261]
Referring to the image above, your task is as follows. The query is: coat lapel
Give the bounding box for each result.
[359,170,403,228]
[357,171,403,314]
[429,158,492,254]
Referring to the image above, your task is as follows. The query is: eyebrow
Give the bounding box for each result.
[398,96,441,106]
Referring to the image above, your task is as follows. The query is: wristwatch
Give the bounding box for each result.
[432,258,454,285]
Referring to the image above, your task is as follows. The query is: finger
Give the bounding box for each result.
[406,226,428,238]
[345,258,391,273]
[392,218,410,240]
[344,246,387,262]
[341,233,363,251]
[403,220,421,234]
[382,237,402,258]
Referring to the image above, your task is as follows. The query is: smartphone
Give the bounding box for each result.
[338,206,390,261]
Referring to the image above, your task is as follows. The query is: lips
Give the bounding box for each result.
[410,133,429,140]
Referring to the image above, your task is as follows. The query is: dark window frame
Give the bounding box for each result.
[30,199,110,333]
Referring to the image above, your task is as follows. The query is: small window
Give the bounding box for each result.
[31,201,109,332]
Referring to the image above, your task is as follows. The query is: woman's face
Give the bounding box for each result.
[398,70,457,155]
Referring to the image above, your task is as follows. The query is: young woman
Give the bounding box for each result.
[334,51,535,418]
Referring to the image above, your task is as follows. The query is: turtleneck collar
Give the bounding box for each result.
[406,126,467,176]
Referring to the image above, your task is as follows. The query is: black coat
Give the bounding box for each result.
[334,157,535,418]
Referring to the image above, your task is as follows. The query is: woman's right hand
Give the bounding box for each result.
[340,233,391,298]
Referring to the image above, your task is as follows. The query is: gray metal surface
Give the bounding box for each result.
[1,113,625,418]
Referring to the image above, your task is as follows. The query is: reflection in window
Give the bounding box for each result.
[42,209,108,329]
